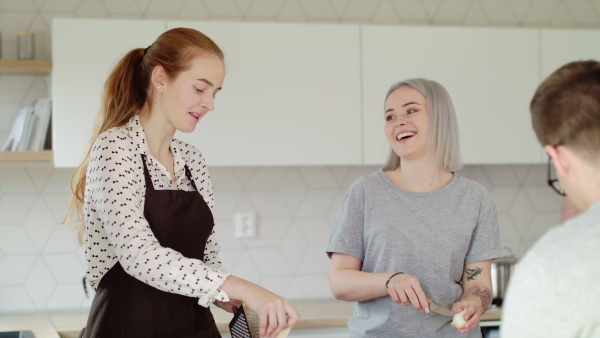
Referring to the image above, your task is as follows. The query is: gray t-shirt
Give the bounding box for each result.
[327,170,502,338]
[501,201,600,338]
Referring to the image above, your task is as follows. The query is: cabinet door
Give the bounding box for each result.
[361,26,543,165]
[540,29,600,79]
[167,21,361,166]
[52,18,166,168]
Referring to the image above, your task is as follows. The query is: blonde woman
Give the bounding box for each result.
[327,79,501,337]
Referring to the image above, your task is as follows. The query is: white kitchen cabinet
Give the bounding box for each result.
[166,21,362,166]
[361,26,544,166]
[52,19,595,167]
[540,28,600,79]
[52,18,166,168]
[52,19,361,167]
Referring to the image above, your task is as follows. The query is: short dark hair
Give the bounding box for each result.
[531,60,600,161]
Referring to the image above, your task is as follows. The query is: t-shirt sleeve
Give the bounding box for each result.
[464,188,503,264]
[326,178,366,261]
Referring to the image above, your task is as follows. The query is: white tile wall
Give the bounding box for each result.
[0,162,561,312]
[0,226,37,254]
[24,258,57,308]
[0,0,591,313]
[0,286,35,312]
[0,255,37,284]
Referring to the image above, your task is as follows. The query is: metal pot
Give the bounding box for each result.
[491,249,518,306]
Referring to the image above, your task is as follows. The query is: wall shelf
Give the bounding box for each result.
[0,60,53,164]
[0,150,53,162]
[0,59,52,74]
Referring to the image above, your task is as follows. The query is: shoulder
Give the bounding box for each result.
[355,169,388,187]
[454,174,488,195]
[568,201,600,231]
[453,174,493,204]
[339,171,390,206]
[536,204,600,247]
[172,138,210,180]
[519,227,563,266]
[536,205,600,256]
[346,170,384,192]
[92,126,132,151]
[85,127,141,189]
[513,221,586,283]
[87,126,140,176]
[172,138,206,163]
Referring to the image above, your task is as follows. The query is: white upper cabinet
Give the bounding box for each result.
[166,21,361,166]
[52,18,166,168]
[53,20,598,168]
[52,19,361,167]
[540,29,600,79]
[361,26,544,166]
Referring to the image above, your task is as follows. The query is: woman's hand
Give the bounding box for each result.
[214,299,242,313]
[221,276,300,338]
[451,299,483,334]
[241,284,299,338]
[386,273,430,313]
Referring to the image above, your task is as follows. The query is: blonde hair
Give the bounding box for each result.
[65,28,224,244]
[382,78,462,172]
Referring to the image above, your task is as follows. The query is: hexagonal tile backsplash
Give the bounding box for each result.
[0,0,585,313]
[0,163,560,312]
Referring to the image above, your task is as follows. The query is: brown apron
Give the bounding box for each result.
[81,155,221,338]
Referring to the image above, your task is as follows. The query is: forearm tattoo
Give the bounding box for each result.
[465,267,482,281]
[473,287,492,310]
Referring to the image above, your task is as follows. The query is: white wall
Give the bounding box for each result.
[0,162,560,312]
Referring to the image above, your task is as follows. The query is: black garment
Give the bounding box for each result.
[81,156,221,338]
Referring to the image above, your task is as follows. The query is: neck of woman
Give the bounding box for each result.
[138,107,176,164]
[386,158,453,193]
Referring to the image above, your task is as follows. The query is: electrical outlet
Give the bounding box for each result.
[234,213,256,238]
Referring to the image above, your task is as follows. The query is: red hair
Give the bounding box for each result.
[65,28,224,243]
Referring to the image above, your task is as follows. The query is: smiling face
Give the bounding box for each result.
[158,54,225,133]
[384,85,430,161]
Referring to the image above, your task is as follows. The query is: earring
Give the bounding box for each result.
[157,86,163,92]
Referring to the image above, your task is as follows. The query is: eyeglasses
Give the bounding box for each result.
[547,155,566,196]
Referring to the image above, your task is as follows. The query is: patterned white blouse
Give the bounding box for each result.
[83,114,230,307]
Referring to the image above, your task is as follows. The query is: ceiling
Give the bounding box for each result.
[0,0,599,32]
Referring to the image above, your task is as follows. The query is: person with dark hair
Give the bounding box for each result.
[501,60,600,337]
[327,78,502,337]
[67,27,299,338]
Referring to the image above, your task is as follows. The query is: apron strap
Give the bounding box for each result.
[140,154,154,191]
[183,165,199,191]
[141,154,198,192]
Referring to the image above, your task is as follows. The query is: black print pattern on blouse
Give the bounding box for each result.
[83,114,229,306]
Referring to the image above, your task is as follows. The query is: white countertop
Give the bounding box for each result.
[0,300,502,338]
[0,313,60,338]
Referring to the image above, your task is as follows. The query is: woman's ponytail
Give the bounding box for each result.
[65,28,224,244]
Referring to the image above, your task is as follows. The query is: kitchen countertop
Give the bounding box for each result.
[0,300,502,338]
[0,313,60,338]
